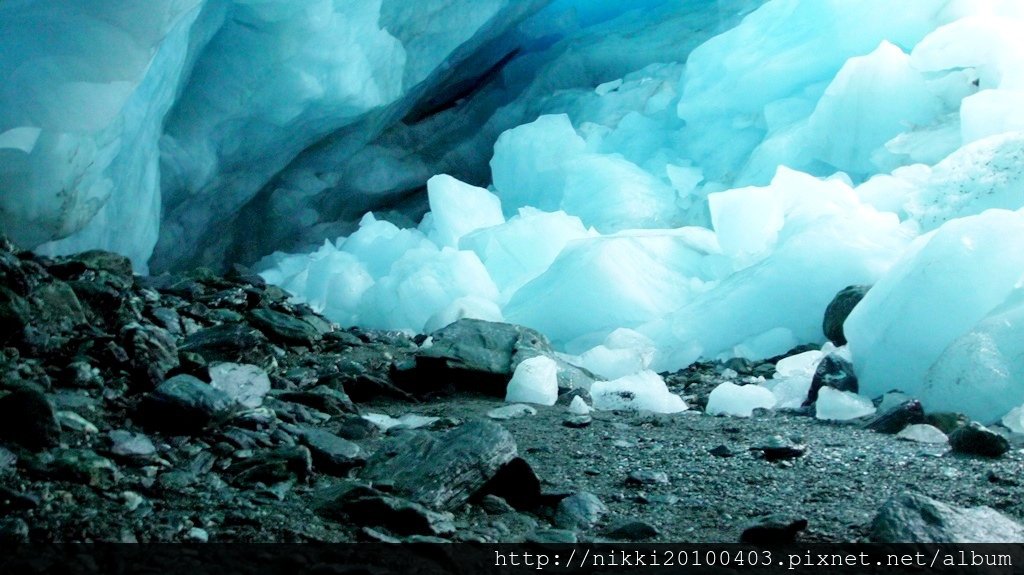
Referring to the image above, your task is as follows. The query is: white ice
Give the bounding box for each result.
[814,388,876,421]
[505,355,559,406]
[590,371,687,414]
[705,382,776,418]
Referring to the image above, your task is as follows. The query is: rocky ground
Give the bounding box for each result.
[1,238,1023,545]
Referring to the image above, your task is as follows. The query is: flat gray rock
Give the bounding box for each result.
[871,492,1024,543]
[554,492,607,530]
[359,420,517,511]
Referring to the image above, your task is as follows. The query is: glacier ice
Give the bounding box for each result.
[763,349,824,409]
[705,382,776,418]
[575,329,657,381]
[255,0,1024,422]
[845,210,1024,421]
[7,0,1024,423]
[814,388,876,421]
[505,355,559,406]
[590,371,687,414]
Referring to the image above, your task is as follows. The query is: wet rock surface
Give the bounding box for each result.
[822,285,870,346]
[871,492,1024,543]
[1,242,1024,543]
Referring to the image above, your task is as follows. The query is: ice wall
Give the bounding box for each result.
[262,0,1024,422]
[0,0,206,269]
[7,1,1024,422]
[0,0,555,270]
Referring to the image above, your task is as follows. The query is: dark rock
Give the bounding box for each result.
[0,250,32,295]
[340,492,454,536]
[155,470,197,491]
[625,469,669,486]
[412,319,553,396]
[276,385,357,416]
[58,250,134,280]
[479,494,516,515]
[723,357,754,375]
[0,486,38,512]
[0,445,16,470]
[866,400,925,434]
[139,374,234,434]
[555,387,591,407]
[553,492,607,530]
[332,414,380,440]
[65,280,126,326]
[359,420,518,511]
[149,306,183,335]
[605,520,659,540]
[926,412,968,434]
[63,359,103,388]
[122,323,179,391]
[0,517,30,544]
[227,445,312,486]
[200,288,248,309]
[752,436,807,461]
[25,448,118,487]
[0,287,31,344]
[0,386,61,450]
[708,444,734,457]
[805,354,858,406]
[871,492,1024,543]
[987,470,1019,486]
[226,264,267,288]
[30,281,87,331]
[314,481,455,537]
[180,323,269,365]
[299,427,365,475]
[949,421,1010,457]
[823,285,870,345]
[249,308,321,344]
[478,457,542,511]
[740,515,808,544]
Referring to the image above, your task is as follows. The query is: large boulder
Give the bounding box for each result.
[139,375,235,434]
[410,319,593,396]
[871,492,1024,543]
[359,420,518,511]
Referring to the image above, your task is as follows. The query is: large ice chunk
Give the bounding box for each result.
[677,0,947,186]
[905,132,1024,231]
[590,371,687,413]
[505,227,723,351]
[919,289,1024,423]
[650,168,912,369]
[490,114,588,215]
[705,382,776,417]
[490,114,680,232]
[424,174,504,248]
[576,329,657,380]
[763,349,824,408]
[505,355,559,406]
[815,388,876,421]
[846,210,1024,407]
[460,207,592,299]
[358,246,500,332]
[801,41,942,177]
